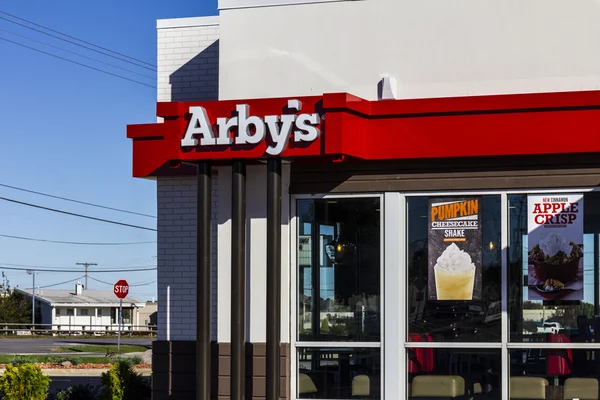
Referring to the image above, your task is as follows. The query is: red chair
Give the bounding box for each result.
[408,333,435,373]
[547,333,572,386]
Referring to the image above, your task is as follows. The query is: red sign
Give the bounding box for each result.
[113,280,129,299]
[127,90,600,178]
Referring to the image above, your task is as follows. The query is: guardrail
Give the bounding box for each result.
[0,323,158,337]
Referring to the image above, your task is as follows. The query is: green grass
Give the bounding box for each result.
[0,355,121,365]
[53,345,150,354]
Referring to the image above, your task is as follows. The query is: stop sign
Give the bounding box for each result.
[114,280,129,299]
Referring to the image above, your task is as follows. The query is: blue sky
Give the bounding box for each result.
[0,0,217,301]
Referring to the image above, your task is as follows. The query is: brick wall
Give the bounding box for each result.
[156,176,219,341]
[157,16,219,103]
[155,16,221,342]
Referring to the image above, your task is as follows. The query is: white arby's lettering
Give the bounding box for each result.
[180,99,321,156]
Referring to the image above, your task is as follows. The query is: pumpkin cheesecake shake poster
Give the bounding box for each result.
[527,194,584,301]
[428,197,482,301]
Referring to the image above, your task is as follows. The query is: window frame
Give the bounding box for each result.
[291,193,385,400]
[403,187,600,400]
[291,187,600,400]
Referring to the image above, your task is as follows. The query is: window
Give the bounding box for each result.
[296,197,382,399]
[293,190,600,400]
[97,308,103,317]
[407,196,502,342]
[402,190,600,400]
[405,195,502,399]
[509,192,600,343]
[66,309,74,316]
[122,308,132,324]
[80,309,89,316]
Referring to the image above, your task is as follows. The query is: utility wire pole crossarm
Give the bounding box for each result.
[76,262,97,289]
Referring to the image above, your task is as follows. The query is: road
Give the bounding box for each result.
[0,337,154,354]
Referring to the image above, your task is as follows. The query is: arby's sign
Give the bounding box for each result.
[128,90,600,178]
[180,99,321,156]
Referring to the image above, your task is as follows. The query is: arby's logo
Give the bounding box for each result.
[180,99,321,156]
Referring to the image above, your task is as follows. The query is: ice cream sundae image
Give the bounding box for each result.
[433,243,476,300]
[529,232,582,286]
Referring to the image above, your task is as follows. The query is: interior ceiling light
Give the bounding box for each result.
[325,222,355,265]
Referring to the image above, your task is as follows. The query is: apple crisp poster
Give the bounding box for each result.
[428,197,482,301]
[527,194,584,301]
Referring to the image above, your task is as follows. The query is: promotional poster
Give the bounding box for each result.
[527,194,584,301]
[428,197,482,301]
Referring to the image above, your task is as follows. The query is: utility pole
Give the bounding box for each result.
[76,262,97,289]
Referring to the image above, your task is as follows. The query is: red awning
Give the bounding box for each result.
[126,90,600,177]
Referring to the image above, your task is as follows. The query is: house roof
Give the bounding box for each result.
[16,288,144,307]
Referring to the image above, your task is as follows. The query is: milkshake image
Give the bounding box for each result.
[433,243,477,300]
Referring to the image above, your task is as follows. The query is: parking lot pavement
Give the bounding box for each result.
[0,337,154,354]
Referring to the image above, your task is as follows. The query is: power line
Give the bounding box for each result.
[88,276,156,287]
[0,14,155,71]
[0,195,157,232]
[0,262,157,270]
[0,233,155,246]
[0,10,155,68]
[25,276,86,289]
[0,36,156,89]
[0,28,155,80]
[0,183,156,218]
[0,265,157,273]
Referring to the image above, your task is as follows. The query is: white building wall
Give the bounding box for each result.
[155,167,291,343]
[51,307,135,332]
[157,16,219,103]
[216,165,291,343]
[218,0,600,101]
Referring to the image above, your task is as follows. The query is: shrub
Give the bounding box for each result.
[99,360,151,400]
[0,363,51,400]
[9,355,28,366]
[55,384,99,400]
[43,356,79,366]
[128,356,143,365]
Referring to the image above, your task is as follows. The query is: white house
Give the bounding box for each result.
[17,283,147,333]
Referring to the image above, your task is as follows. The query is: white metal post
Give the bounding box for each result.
[118,299,122,353]
[32,272,35,330]
[166,285,171,341]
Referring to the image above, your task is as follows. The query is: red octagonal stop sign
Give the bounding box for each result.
[114,280,129,299]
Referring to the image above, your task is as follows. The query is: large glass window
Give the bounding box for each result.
[509,192,600,343]
[510,349,600,399]
[407,195,502,342]
[297,348,381,399]
[297,198,381,342]
[296,197,382,400]
[406,348,501,400]
[294,190,600,400]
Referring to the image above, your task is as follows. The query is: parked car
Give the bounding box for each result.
[537,322,564,334]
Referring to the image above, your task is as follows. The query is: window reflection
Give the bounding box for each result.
[407,348,501,400]
[407,196,501,342]
[297,348,380,399]
[510,349,600,399]
[297,198,381,342]
[509,193,600,342]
